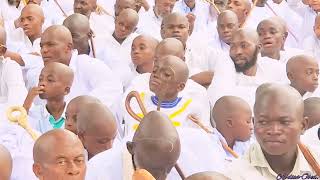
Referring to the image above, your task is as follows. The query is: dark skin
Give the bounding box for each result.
[149,55,189,102]
[63,13,92,56]
[286,55,319,96]
[217,10,239,45]
[114,0,136,17]
[127,111,181,180]
[212,96,253,148]
[113,8,139,44]
[23,62,74,120]
[40,25,74,66]
[257,18,287,60]
[254,84,308,175]
[229,28,261,76]
[65,95,101,134]
[304,97,320,129]
[185,171,231,180]
[33,129,86,180]
[0,145,12,180]
[74,0,97,18]
[226,0,250,26]
[77,102,117,160]
[154,38,185,60]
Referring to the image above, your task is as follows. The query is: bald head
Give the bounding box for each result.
[185,171,231,180]
[304,97,320,128]
[0,27,6,45]
[21,4,44,19]
[128,111,180,179]
[286,55,318,74]
[133,35,159,50]
[20,4,44,40]
[63,13,90,35]
[0,145,12,180]
[42,62,74,86]
[33,129,84,163]
[114,0,136,16]
[77,102,116,134]
[160,55,189,83]
[41,25,73,46]
[155,38,185,60]
[217,10,238,24]
[117,8,139,26]
[231,28,259,45]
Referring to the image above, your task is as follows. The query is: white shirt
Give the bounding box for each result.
[86,127,226,180]
[173,0,210,32]
[208,56,287,108]
[22,50,123,114]
[0,1,23,24]
[28,103,67,134]
[90,12,115,37]
[137,9,162,40]
[0,122,37,180]
[303,34,320,62]
[301,125,320,151]
[300,7,318,43]
[0,57,27,106]
[208,32,230,54]
[6,28,41,54]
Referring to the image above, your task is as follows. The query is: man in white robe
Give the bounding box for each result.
[303,14,320,61]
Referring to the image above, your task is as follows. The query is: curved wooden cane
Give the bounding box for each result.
[6,106,39,140]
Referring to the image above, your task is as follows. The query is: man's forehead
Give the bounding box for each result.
[164,18,188,26]
[258,21,281,30]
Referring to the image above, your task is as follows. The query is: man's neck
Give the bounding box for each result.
[77,42,90,55]
[46,99,66,120]
[219,128,235,148]
[28,33,41,44]
[156,94,179,103]
[261,50,281,60]
[290,84,307,96]
[148,169,168,180]
[153,6,161,18]
[263,147,298,175]
[243,64,258,76]
[112,32,126,44]
[136,62,153,74]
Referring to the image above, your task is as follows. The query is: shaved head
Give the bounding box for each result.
[286,55,319,95]
[33,129,85,179]
[304,97,320,128]
[155,38,185,60]
[114,0,136,16]
[185,171,231,180]
[114,8,139,40]
[254,83,307,156]
[159,55,189,83]
[0,145,12,180]
[217,10,238,24]
[42,62,74,86]
[127,111,180,179]
[20,4,44,40]
[117,8,139,26]
[21,4,44,18]
[231,28,260,45]
[212,96,253,144]
[63,13,90,34]
[77,102,117,159]
[161,12,190,45]
[40,25,73,65]
[217,10,239,44]
[65,95,101,134]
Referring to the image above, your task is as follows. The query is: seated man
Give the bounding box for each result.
[65,95,101,134]
[208,10,240,53]
[286,55,319,99]
[225,83,319,179]
[17,25,123,115]
[208,28,288,108]
[0,27,27,108]
[123,55,210,135]
[6,4,44,53]
[301,97,320,149]
[226,0,250,27]
[73,0,115,36]
[211,96,253,161]
[24,62,74,133]
[130,35,159,77]
[0,144,12,180]
[303,14,320,62]
[257,17,304,64]
[77,102,118,160]
[87,111,225,179]
[33,129,86,180]
[138,0,176,40]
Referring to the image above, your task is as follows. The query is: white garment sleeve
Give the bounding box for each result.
[4,60,27,105]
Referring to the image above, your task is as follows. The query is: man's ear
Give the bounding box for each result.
[64,86,71,95]
[126,141,135,155]
[177,82,186,92]
[283,31,288,41]
[32,163,42,179]
[66,42,73,52]
[77,131,85,144]
[287,72,294,82]
[301,116,309,135]
[226,118,233,128]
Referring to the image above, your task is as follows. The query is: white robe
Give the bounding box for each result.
[303,34,320,62]
[90,12,115,37]
[0,57,27,106]
[300,7,318,43]
[86,128,226,180]
[207,56,288,108]
[301,124,320,151]
[137,9,162,40]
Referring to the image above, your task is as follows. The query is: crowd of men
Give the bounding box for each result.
[0,0,320,179]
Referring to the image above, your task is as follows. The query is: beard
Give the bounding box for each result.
[232,46,259,73]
